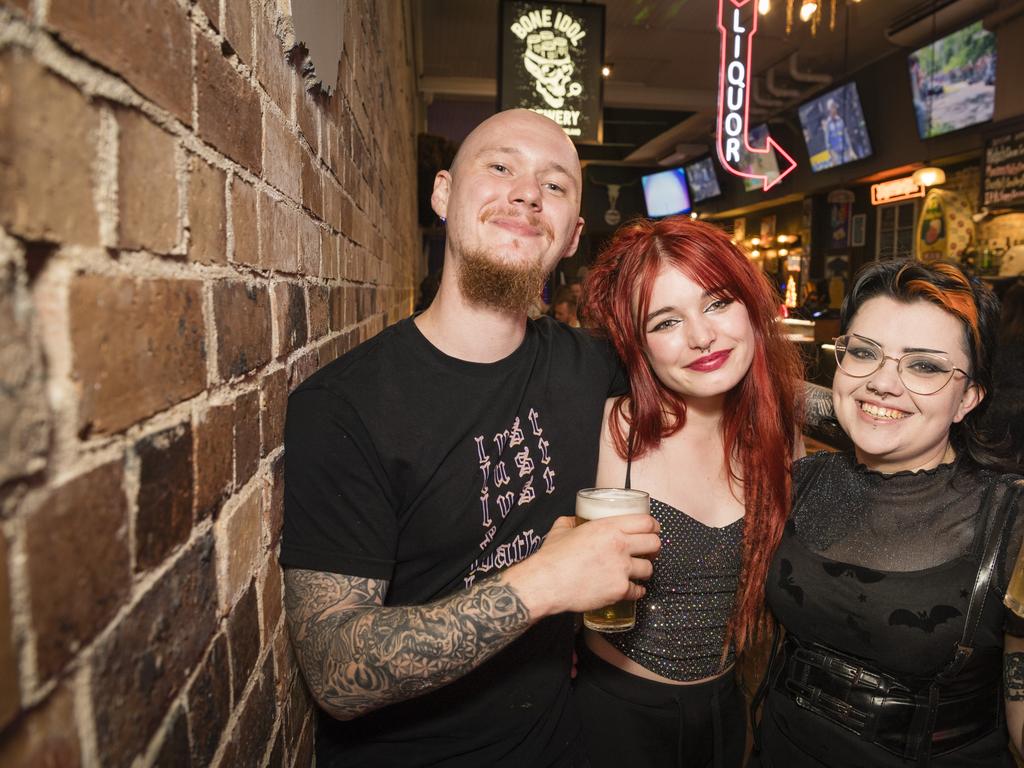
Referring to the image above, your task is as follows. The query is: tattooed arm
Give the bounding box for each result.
[284,514,660,721]
[1004,635,1024,753]
[284,569,532,720]
[801,382,853,451]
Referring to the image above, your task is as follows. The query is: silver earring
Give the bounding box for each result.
[440,216,446,224]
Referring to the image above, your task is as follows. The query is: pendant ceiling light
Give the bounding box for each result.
[759,0,771,14]
[799,1,818,21]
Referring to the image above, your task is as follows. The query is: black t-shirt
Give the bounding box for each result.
[281,315,625,768]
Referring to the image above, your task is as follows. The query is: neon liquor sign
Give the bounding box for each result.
[715,0,797,191]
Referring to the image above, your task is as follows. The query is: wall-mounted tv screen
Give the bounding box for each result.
[740,124,781,191]
[641,168,692,217]
[798,82,873,172]
[684,157,722,202]
[908,20,996,139]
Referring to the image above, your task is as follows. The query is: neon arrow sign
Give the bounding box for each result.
[715,0,797,191]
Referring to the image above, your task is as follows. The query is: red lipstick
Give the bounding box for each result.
[687,349,731,372]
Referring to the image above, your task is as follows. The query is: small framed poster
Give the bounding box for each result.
[851,213,867,247]
[499,1,605,142]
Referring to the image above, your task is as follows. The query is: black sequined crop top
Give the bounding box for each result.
[604,450,743,681]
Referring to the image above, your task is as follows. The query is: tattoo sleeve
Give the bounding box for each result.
[801,382,853,452]
[283,568,533,720]
[1005,651,1024,701]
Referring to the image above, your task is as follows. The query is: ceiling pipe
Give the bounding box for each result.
[751,77,786,108]
[766,67,803,99]
[788,52,832,85]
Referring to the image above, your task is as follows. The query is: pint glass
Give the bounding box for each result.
[1005,546,1024,618]
[575,487,651,633]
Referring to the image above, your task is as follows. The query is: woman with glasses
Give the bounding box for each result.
[754,259,1024,766]
[578,217,804,768]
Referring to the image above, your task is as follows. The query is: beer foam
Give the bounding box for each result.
[576,488,650,519]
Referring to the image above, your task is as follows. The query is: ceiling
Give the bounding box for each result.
[415,0,1001,163]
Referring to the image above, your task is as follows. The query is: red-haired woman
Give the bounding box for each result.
[576,216,804,767]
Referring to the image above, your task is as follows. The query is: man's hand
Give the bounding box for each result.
[505,514,661,619]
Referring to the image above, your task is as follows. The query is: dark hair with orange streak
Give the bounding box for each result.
[840,258,1004,468]
[583,216,803,658]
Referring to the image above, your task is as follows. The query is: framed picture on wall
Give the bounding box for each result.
[760,214,776,242]
[851,213,867,247]
[733,218,746,242]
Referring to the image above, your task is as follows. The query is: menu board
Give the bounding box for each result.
[983,130,1024,208]
[499,1,605,142]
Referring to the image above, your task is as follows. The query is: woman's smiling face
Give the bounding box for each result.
[832,295,982,473]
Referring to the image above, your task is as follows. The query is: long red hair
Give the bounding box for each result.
[583,217,803,656]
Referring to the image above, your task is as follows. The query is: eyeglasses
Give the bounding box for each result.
[833,334,971,395]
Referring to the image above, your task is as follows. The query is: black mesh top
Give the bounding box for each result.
[769,451,1024,678]
[605,497,742,681]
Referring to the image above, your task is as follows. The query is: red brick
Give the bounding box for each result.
[288,348,318,392]
[0,49,99,245]
[234,389,260,489]
[136,423,194,572]
[151,704,190,768]
[290,680,315,767]
[213,280,272,380]
[25,462,130,682]
[254,4,293,114]
[196,34,262,175]
[194,403,234,520]
[0,534,18,729]
[297,216,320,276]
[188,155,227,263]
[265,453,284,548]
[0,686,81,767]
[227,580,260,701]
[259,368,286,458]
[224,0,253,65]
[187,633,231,767]
[258,195,298,273]
[216,486,262,608]
[285,668,312,753]
[320,228,337,280]
[273,282,307,357]
[0,256,49,488]
[296,89,319,151]
[300,152,323,219]
[0,0,30,14]
[91,535,217,767]
[328,285,344,331]
[198,0,219,28]
[308,285,329,342]
[230,177,258,266]
[216,654,275,768]
[70,275,206,435]
[117,108,178,253]
[48,0,192,124]
[261,557,283,639]
[263,110,300,200]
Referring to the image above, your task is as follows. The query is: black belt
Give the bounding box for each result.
[773,635,1001,759]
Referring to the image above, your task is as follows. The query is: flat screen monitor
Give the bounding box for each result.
[908,20,996,139]
[798,82,873,172]
[740,124,781,191]
[683,157,722,202]
[641,168,692,217]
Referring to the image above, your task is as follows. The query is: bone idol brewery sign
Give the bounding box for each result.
[499,1,605,142]
[715,0,796,191]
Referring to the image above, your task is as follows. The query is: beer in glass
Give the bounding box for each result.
[575,487,651,633]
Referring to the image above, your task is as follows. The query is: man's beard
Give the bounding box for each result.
[457,248,548,314]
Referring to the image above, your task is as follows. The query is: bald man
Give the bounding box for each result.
[281,110,661,767]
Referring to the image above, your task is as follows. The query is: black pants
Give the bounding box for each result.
[573,642,747,768]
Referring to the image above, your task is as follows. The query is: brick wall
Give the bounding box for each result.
[0,0,419,765]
